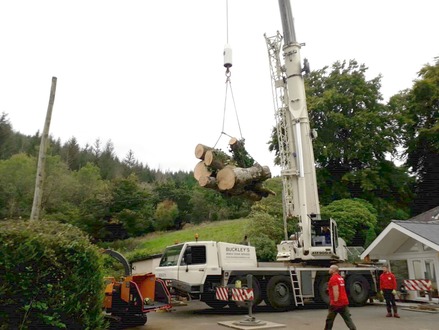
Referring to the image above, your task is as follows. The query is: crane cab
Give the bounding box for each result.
[277,215,347,263]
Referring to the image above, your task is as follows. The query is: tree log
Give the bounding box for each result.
[228,137,255,168]
[194,144,213,160]
[204,149,232,170]
[216,163,271,191]
[193,161,212,181]
[251,182,276,197]
[198,176,218,189]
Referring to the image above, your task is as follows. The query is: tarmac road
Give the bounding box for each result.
[131,300,438,330]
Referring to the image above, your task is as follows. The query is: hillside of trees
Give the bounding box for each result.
[1,58,437,246]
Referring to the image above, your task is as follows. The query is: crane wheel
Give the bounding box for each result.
[346,274,370,306]
[314,275,330,305]
[266,275,293,311]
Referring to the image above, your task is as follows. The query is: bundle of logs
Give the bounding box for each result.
[193,137,275,201]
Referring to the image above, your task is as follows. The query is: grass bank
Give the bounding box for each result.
[102,218,250,263]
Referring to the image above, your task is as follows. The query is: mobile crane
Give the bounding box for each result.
[269,0,348,263]
[155,0,378,311]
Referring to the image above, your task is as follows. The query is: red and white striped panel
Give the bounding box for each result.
[404,279,432,291]
[215,287,229,301]
[231,288,254,301]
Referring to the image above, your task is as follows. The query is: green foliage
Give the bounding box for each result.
[0,220,105,329]
[0,113,15,160]
[250,234,277,262]
[250,177,283,219]
[321,199,377,245]
[246,211,284,243]
[244,210,285,261]
[364,227,377,248]
[229,139,255,168]
[307,60,397,168]
[110,175,146,213]
[154,200,179,231]
[189,187,227,223]
[116,209,154,237]
[389,59,439,214]
[249,178,298,238]
[153,180,193,223]
[0,154,36,218]
[341,161,413,229]
[269,59,416,226]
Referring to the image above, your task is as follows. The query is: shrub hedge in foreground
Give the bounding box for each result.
[0,220,106,329]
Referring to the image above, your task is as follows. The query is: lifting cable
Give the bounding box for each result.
[213,0,244,149]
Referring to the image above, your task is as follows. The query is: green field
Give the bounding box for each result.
[103,218,250,263]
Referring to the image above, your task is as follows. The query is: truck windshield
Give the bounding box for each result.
[159,244,184,267]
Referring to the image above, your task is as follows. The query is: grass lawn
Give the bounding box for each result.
[102,218,250,263]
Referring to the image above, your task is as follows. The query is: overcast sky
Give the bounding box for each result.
[1,0,437,176]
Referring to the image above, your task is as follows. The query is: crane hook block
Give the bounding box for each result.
[223,44,233,68]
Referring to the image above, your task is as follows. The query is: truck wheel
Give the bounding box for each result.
[346,274,370,306]
[266,275,293,311]
[233,275,263,307]
[315,276,330,305]
[203,293,229,309]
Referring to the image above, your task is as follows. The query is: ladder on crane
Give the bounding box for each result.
[264,31,297,241]
[288,266,304,307]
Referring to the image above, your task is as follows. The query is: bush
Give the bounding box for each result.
[250,235,277,262]
[0,220,106,329]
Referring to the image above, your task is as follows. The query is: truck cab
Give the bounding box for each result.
[155,241,258,307]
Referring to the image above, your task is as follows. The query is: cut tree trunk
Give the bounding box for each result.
[194,144,213,160]
[194,141,273,201]
[251,182,276,197]
[194,161,212,181]
[204,149,233,170]
[228,137,255,168]
[216,163,271,191]
[198,176,218,189]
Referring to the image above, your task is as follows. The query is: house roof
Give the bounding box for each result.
[360,206,439,260]
[394,220,439,246]
[409,206,439,222]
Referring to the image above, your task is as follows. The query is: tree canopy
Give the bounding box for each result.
[388,59,439,214]
[269,59,414,229]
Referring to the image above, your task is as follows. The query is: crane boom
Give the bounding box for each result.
[266,0,347,262]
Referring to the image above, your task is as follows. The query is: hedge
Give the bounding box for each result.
[0,220,106,329]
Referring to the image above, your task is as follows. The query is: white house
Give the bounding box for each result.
[360,206,439,302]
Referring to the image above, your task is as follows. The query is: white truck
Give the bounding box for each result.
[155,240,379,311]
[156,0,380,311]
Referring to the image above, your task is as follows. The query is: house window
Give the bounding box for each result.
[425,260,438,298]
[412,260,423,278]
[425,260,437,282]
[410,259,439,299]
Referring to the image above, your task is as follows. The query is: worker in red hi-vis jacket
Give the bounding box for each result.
[324,265,357,330]
[379,264,400,318]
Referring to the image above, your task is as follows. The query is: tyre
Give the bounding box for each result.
[202,293,229,309]
[233,275,263,307]
[314,275,330,305]
[266,275,293,311]
[346,274,370,306]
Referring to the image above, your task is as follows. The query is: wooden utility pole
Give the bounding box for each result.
[30,77,57,221]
